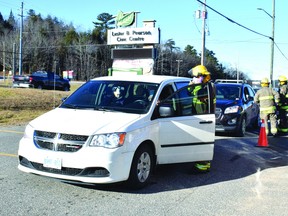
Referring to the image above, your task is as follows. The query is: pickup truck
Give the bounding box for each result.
[12,75,32,88]
[12,71,70,91]
[29,71,70,91]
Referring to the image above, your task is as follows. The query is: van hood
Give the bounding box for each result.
[29,108,142,135]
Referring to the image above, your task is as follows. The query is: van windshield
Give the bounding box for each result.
[60,80,159,114]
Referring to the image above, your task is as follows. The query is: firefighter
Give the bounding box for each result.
[277,75,288,134]
[188,65,215,172]
[254,77,280,136]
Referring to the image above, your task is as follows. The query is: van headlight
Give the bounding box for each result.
[224,106,240,114]
[89,133,126,149]
[23,124,34,139]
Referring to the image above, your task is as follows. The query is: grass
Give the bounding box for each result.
[0,82,82,126]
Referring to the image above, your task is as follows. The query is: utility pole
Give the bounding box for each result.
[271,0,275,87]
[13,43,16,76]
[176,59,182,76]
[19,2,23,75]
[2,42,5,80]
[201,0,207,66]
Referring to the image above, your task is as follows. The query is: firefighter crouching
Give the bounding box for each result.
[277,75,288,134]
[188,65,215,172]
[254,77,280,136]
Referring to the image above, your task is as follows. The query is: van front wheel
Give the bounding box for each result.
[127,145,154,189]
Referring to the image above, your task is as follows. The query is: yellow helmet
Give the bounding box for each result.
[188,65,211,83]
[278,75,287,82]
[192,65,210,77]
[261,77,269,84]
[261,77,270,87]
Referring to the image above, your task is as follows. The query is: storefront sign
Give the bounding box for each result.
[107,27,160,45]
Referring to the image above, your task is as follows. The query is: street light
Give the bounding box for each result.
[257,8,273,19]
[257,0,275,87]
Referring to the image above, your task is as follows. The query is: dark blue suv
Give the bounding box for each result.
[215,80,259,136]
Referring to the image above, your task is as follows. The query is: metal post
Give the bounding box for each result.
[2,42,5,80]
[201,0,207,66]
[19,2,23,75]
[176,59,182,76]
[13,43,16,76]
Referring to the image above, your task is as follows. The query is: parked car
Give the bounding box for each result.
[12,75,32,88]
[18,75,216,189]
[29,71,70,91]
[214,80,259,136]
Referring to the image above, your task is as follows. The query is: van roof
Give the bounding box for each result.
[91,75,191,84]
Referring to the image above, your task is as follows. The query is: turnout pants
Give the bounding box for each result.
[260,112,277,135]
[278,108,288,133]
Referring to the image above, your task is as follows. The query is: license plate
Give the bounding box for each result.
[43,156,62,170]
[19,83,29,88]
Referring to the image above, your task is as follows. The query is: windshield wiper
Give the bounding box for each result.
[61,103,77,109]
[62,104,95,110]
[94,106,125,112]
[94,106,114,111]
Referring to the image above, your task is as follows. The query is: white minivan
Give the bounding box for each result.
[18,75,215,189]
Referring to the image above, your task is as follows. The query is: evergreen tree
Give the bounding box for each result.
[92,13,115,44]
[7,10,16,30]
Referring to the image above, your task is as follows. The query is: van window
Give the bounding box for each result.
[155,83,212,118]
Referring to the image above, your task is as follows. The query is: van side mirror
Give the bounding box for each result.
[248,96,254,101]
[159,104,175,117]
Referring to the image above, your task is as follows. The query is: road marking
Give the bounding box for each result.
[0,129,22,158]
[0,152,18,157]
[0,129,24,134]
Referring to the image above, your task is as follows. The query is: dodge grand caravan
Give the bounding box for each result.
[18,75,216,189]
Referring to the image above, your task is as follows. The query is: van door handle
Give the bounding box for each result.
[199,121,213,124]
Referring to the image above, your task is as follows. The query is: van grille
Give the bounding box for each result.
[34,130,89,152]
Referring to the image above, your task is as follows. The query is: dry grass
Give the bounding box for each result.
[0,83,81,126]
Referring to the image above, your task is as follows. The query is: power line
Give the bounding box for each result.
[0,44,106,53]
[196,0,271,40]
[0,1,19,12]
[196,0,288,63]
[274,42,288,61]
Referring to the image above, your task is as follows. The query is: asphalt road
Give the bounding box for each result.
[0,125,287,216]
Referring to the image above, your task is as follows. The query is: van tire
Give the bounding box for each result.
[126,145,154,189]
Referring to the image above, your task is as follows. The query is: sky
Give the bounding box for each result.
[1,0,288,81]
